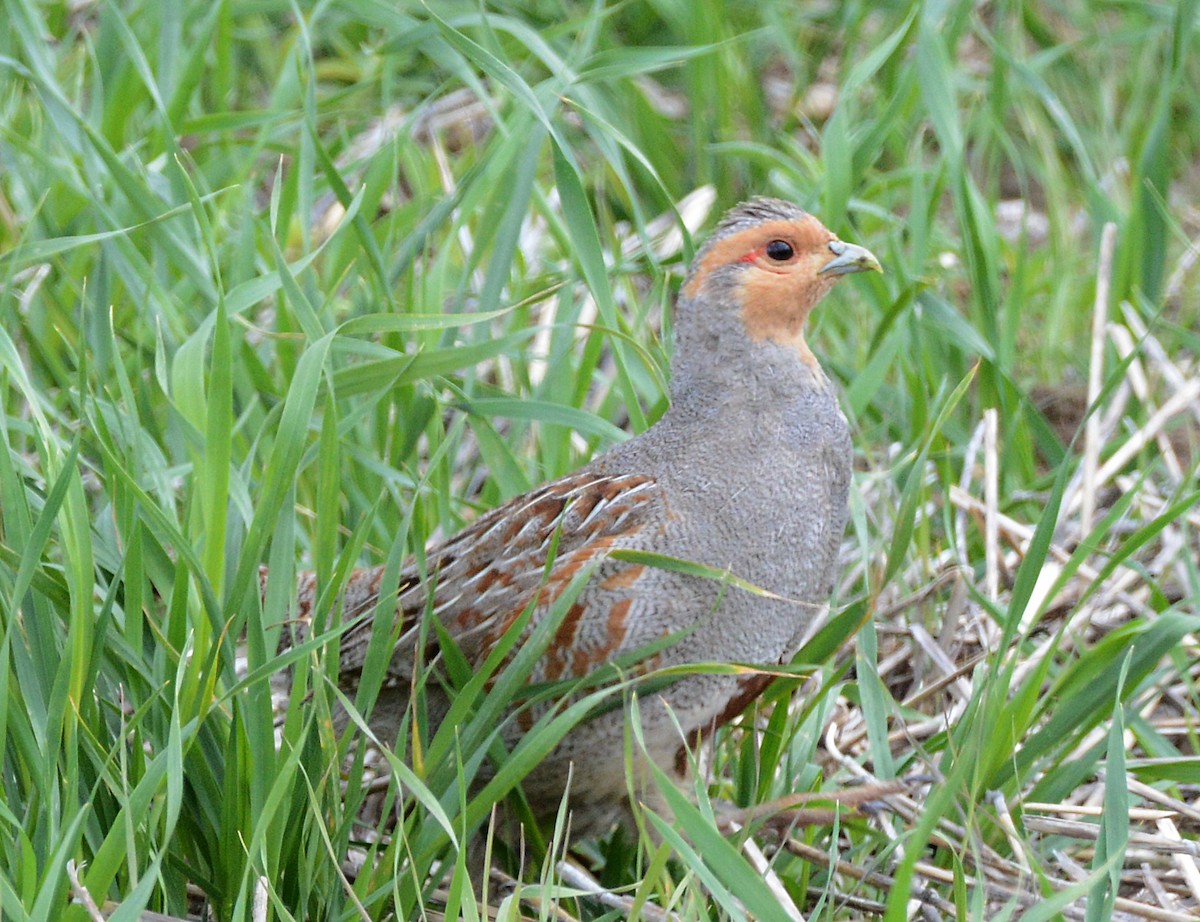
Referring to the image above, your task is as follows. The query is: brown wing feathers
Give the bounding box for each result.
[269,471,664,686]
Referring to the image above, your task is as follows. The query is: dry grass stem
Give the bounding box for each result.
[1083,222,1118,533]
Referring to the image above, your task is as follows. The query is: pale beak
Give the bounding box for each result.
[818,239,883,276]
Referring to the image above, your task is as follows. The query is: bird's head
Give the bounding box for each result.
[679,197,881,368]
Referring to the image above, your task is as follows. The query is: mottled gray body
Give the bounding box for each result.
[517,330,851,830]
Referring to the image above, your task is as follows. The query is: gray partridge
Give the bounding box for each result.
[272,197,880,836]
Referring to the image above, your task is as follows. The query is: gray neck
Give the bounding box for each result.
[670,298,829,414]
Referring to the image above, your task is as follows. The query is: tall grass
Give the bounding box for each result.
[1,0,1197,919]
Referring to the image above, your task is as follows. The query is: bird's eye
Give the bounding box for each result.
[764,239,794,261]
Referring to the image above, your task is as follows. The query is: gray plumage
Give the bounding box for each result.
[275,197,878,837]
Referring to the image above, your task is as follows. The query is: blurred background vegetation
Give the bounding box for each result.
[1,0,1197,919]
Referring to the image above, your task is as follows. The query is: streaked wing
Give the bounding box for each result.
[279,469,669,686]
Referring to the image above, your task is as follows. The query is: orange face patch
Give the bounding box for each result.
[683,219,826,298]
[683,217,841,366]
[737,269,837,367]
